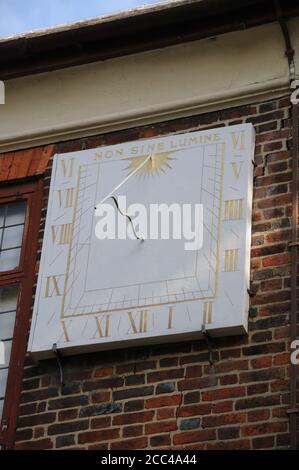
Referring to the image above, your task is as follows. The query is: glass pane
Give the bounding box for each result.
[0,341,12,369]
[0,312,16,341]
[2,225,24,250]
[6,202,26,226]
[0,248,21,272]
[0,206,4,228]
[0,369,8,399]
[0,286,18,421]
[0,285,19,313]
[0,399,3,420]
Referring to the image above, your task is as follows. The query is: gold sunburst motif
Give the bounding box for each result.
[125,153,174,177]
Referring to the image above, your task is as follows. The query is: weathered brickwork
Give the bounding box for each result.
[14,95,299,450]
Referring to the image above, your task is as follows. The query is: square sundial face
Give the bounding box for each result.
[29,124,255,358]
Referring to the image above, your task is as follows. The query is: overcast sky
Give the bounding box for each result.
[0,0,172,38]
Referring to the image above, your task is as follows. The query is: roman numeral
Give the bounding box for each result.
[44,275,64,297]
[231,130,245,150]
[60,158,74,178]
[167,306,174,329]
[203,302,213,324]
[51,224,73,244]
[224,199,244,220]
[231,161,244,179]
[127,310,148,334]
[57,188,75,208]
[95,315,110,338]
[224,249,239,272]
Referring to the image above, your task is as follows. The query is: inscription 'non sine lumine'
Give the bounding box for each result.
[93,133,222,160]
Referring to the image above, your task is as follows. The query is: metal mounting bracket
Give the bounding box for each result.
[201,324,214,366]
[52,343,65,387]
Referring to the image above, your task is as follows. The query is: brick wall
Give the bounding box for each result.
[14,95,299,450]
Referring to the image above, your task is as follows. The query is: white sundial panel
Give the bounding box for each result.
[63,143,222,317]
[28,124,255,358]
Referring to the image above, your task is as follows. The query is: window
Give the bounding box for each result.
[0,181,43,450]
[0,202,26,272]
[0,285,19,419]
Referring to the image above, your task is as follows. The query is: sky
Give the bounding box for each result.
[0,0,173,38]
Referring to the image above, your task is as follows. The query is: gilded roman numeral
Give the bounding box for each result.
[231,130,246,150]
[51,224,73,244]
[224,249,239,272]
[167,306,174,329]
[60,158,74,178]
[224,199,244,220]
[44,275,64,297]
[95,315,110,338]
[203,301,213,324]
[231,161,244,179]
[57,188,75,208]
[127,310,148,334]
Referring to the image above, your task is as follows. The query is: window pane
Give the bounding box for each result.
[2,225,24,250]
[0,201,26,272]
[0,369,8,399]
[0,285,19,313]
[0,313,16,341]
[0,248,21,272]
[0,341,12,369]
[0,285,19,420]
[6,202,26,226]
[0,207,4,227]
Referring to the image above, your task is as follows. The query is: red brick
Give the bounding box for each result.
[206,439,250,450]
[91,416,111,429]
[173,429,216,445]
[273,353,289,365]
[157,407,176,420]
[202,386,246,401]
[262,253,290,267]
[78,429,119,444]
[123,425,143,438]
[91,391,111,403]
[147,369,184,383]
[113,411,154,425]
[145,420,177,435]
[177,404,211,417]
[150,434,171,447]
[15,438,53,450]
[252,436,275,449]
[248,409,270,422]
[242,422,287,437]
[202,413,246,428]
[145,394,181,409]
[94,367,113,378]
[212,401,233,414]
[58,409,78,421]
[111,437,148,450]
[185,366,202,378]
[250,357,272,369]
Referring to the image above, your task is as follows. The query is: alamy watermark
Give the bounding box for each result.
[95,196,203,251]
[0,81,5,104]
[291,340,299,365]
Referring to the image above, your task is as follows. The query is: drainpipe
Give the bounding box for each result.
[275,0,298,450]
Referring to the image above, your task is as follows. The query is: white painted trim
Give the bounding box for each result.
[0,78,289,152]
